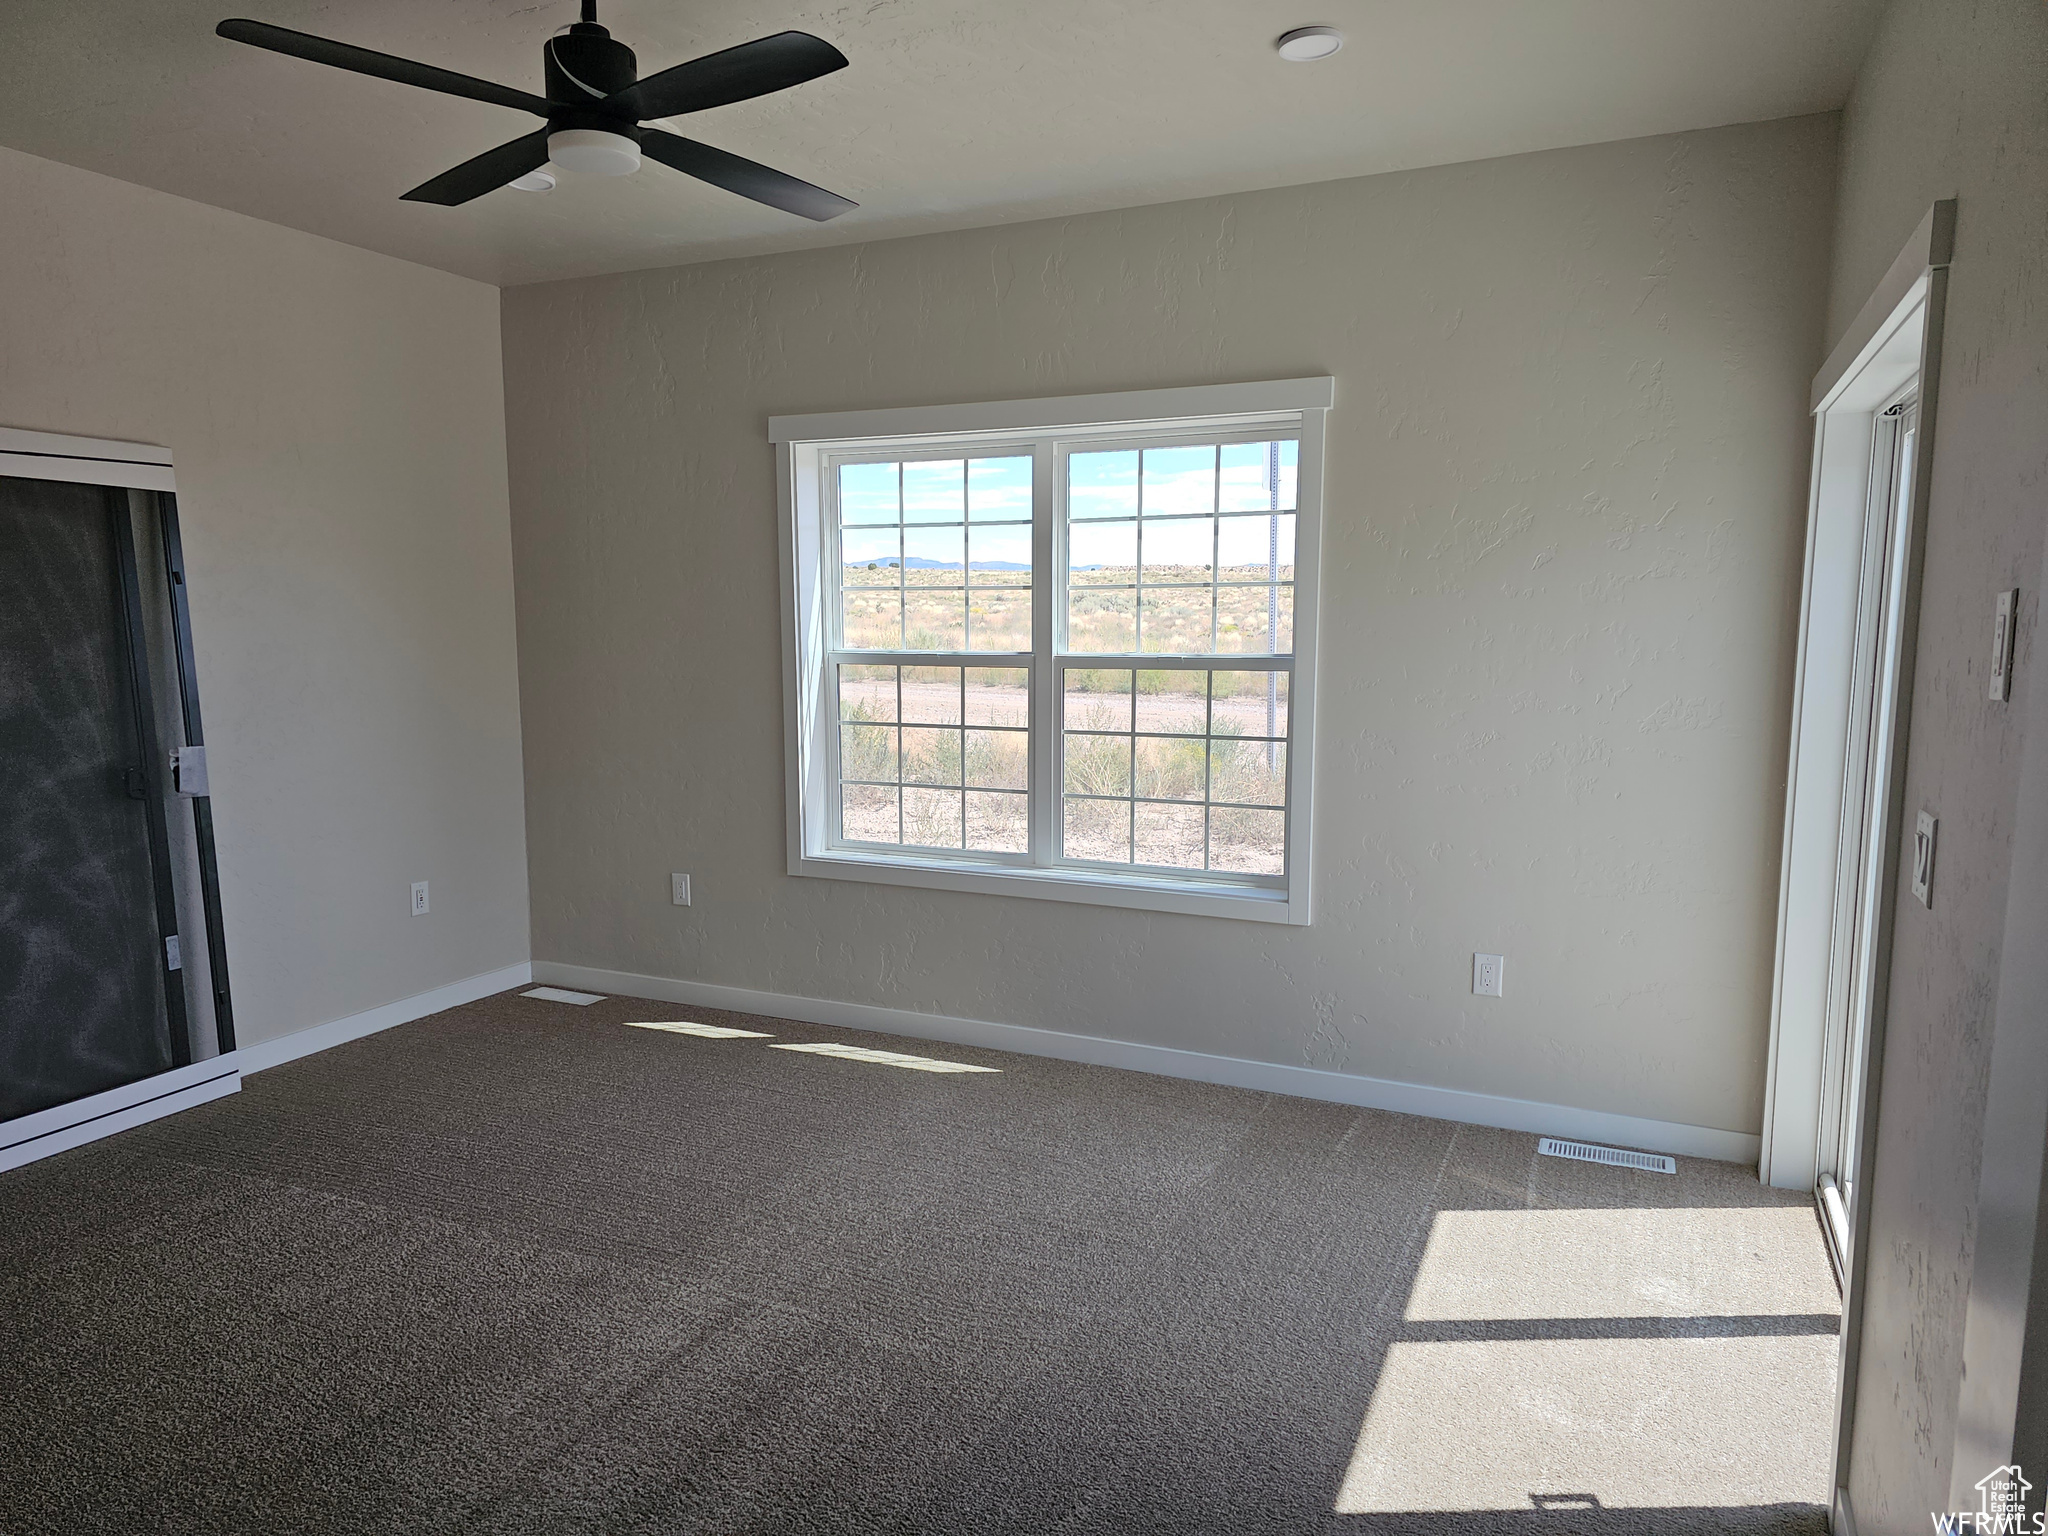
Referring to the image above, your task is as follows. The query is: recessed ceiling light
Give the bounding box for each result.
[509,168,557,192]
[1276,25,1344,62]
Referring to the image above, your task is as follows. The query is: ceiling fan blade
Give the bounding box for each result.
[217,19,552,116]
[610,31,847,121]
[640,129,855,221]
[401,129,551,205]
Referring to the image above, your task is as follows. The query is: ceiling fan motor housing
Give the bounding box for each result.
[544,22,641,173]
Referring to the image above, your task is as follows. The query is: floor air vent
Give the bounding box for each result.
[1537,1137,1676,1175]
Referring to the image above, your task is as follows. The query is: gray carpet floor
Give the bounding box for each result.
[0,989,1838,1534]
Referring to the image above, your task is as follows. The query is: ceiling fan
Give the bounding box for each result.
[215,2,855,219]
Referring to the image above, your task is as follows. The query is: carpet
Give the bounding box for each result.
[0,988,1839,1534]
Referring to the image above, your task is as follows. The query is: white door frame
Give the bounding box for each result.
[1759,202,1953,1195]
[1753,202,1956,1535]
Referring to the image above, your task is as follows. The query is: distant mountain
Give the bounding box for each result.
[861,558,1031,570]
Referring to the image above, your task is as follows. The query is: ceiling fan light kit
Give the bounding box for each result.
[546,128,640,177]
[214,1,855,217]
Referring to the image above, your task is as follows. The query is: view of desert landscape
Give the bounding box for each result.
[831,442,1297,874]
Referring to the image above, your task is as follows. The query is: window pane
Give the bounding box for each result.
[904,787,964,847]
[1140,589,1213,654]
[904,587,965,651]
[902,726,962,785]
[905,523,964,572]
[842,526,901,584]
[1142,444,1215,517]
[825,426,1305,891]
[1209,669,1287,739]
[968,456,1032,522]
[839,461,900,525]
[1140,516,1214,581]
[1134,736,1206,801]
[1214,584,1292,655]
[1064,796,1130,863]
[839,663,897,722]
[1217,512,1295,579]
[1219,440,1297,512]
[1069,520,1136,584]
[841,784,900,843]
[1063,668,1132,731]
[1067,587,1136,652]
[842,590,902,649]
[903,459,965,522]
[1210,739,1287,806]
[966,728,1028,789]
[1134,802,1205,869]
[969,590,1031,651]
[968,524,1031,585]
[1135,669,1208,733]
[1209,806,1285,874]
[1064,734,1131,796]
[1069,449,1137,520]
[963,667,1029,726]
[840,722,897,781]
[900,666,961,723]
[966,790,1028,853]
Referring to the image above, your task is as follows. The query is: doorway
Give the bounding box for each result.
[0,477,189,1117]
[1757,199,1954,1531]
[0,427,239,1170]
[1811,390,1917,1278]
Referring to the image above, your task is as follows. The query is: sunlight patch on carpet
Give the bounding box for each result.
[626,1021,775,1040]
[769,1042,999,1074]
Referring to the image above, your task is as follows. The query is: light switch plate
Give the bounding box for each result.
[1911,813,1936,908]
[1473,953,1505,997]
[1991,588,2018,702]
[411,880,429,916]
[671,872,692,907]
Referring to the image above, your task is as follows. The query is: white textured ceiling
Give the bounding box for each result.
[0,0,1879,286]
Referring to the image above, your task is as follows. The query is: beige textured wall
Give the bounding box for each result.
[1825,0,2048,1527]
[0,147,531,1048]
[503,115,1837,1138]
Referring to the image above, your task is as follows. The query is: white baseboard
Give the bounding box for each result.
[234,960,533,1074]
[532,962,1762,1165]
[0,1058,242,1174]
[0,960,535,1177]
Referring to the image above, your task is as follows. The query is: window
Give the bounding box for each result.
[773,379,1331,924]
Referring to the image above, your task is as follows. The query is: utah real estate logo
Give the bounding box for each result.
[1934,1464,2038,1534]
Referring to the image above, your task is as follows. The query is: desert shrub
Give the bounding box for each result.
[1134,735,1207,800]
[840,720,895,781]
[964,729,1028,790]
[903,728,962,785]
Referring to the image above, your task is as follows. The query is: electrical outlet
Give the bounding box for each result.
[671,872,692,907]
[1473,953,1505,998]
[411,880,429,916]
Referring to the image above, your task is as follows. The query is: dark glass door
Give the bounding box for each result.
[1,477,184,1119]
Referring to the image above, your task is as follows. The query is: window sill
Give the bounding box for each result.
[790,849,1307,925]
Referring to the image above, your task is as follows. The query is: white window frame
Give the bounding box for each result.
[771,378,1333,925]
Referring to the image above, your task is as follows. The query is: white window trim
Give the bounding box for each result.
[772,377,1333,925]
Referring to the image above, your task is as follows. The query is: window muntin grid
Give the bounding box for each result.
[837,452,1034,654]
[1063,438,1298,657]
[836,663,1030,855]
[1059,667,1288,875]
[817,423,1303,893]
